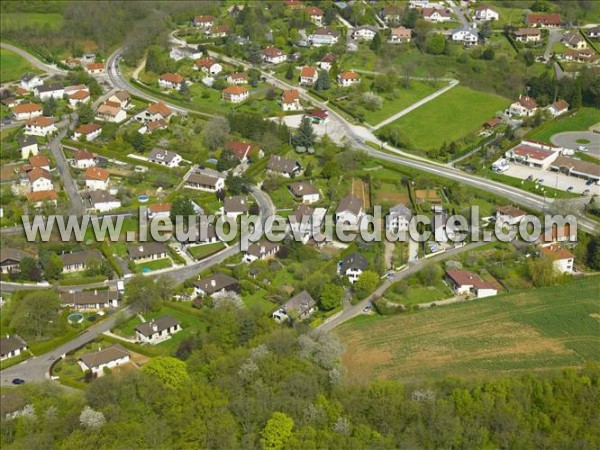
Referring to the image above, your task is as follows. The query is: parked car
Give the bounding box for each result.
[12,378,25,385]
[577,146,588,152]
[363,303,372,313]
[583,189,590,195]
[567,186,574,192]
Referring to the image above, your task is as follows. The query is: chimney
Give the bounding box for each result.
[138,245,144,252]
[94,289,97,296]
[211,279,216,287]
[152,321,158,332]
[261,246,266,253]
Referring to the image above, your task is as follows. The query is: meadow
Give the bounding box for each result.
[528,107,600,144]
[0,12,63,31]
[379,86,511,151]
[0,47,38,83]
[335,276,600,384]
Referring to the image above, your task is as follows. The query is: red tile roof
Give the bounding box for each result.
[300,66,317,78]
[86,62,105,71]
[195,57,217,69]
[29,155,50,168]
[160,73,183,83]
[446,270,495,290]
[541,244,574,260]
[496,205,526,218]
[75,123,102,134]
[26,190,57,202]
[526,13,561,26]
[27,167,52,182]
[512,145,556,162]
[85,167,109,181]
[146,102,173,117]
[281,89,300,104]
[339,71,360,80]
[12,103,42,114]
[226,141,252,160]
[263,46,284,57]
[148,203,172,214]
[307,6,324,16]
[74,150,94,160]
[222,86,248,95]
[26,117,55,127]
[69,90,90,100]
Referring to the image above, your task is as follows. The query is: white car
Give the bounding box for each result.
[577,146,588,152]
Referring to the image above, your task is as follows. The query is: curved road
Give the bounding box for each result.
[0,42,67,76]
[551,131,600,159]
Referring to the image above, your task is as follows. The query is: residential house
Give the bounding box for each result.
[136,316,182,345]
[380,5,402,24]
[107,91,131,109]
[193,15,215,28]
[25,117,56,136]
[96,101,126,123]
[138,119,168,135]
[346,40,359,52]
[148,148,182,168]
[12,103,42,121]
[33,82,64,100]
[289,204,327,238]
[337,71,361,87]
[67,89,91,108]
[473,5,499,21]
[169,45,203,61]
[389,27,412,43]
[546,100,569,117]
[452,27,479,45]
[540,244,575,274]
[73,123,102,142]
[185,169,226,192]
[60,249,104,273]
[289,181,320,204]
[0,249,29,274]
[299,66,318,85]
[222,196,249,219]
[309,28,341,46]
[307,6,324,25]
[483,117,502,129]
[60,289,119,310]
[505,140,560,170]
[563,48,598,63]
[352,25,378,41]
[226,140,259,163]
[85,190,121,212]
[72,150,96,169]
[280,89,302,111]
[227,72,249,85]
[207,24,229,38]
[263,46,287,64]
[409,0,431,7]
[85,167,110,190]
[550,156,600,183]
[1,97,18,108]
[507,95,538,117]
[193,273,240,297]
[307,109,329,124]
[386,203,412,232]
[339,252,368,283]
[445,270,498,298]
[222,86,249,103]
[526,13,561,27]
[78,344,129,376]
[20,73,43,91]
[336,194,364,228]
[587,26,600,39]
[563,32,587,50]
[267,155,302,177]
[495,205,527,226]
[26,190,58,207]
[128,242,168,262]
[85,62,105,74]
[135,102,174,123]
[318,53,337,71]
[27,168,53,192]
[18,135,39,159]
[194,57,223,75]
[0,336,28,361]
[159,73,184,90]
[28,154,50,170]
[513,28,542,43]
[422,7,452,22]
[272,290,317,322]
[243,240,280,263]
[147,203,172,220]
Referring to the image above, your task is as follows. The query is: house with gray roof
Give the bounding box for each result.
[0,249,29,274]
[127,242,168,262]
[135,316,182,344]
[340,252,368,283]
[60,289,119,311]
[193,272,240,297]
[267,155,302,177]
[78,344,130,376]
[60,249,104,273]
[0,335,28,361]
[386,203,412,232]
[243,240,280,263]
[272,290,317,322]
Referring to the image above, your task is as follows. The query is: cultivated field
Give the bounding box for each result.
[351,178,371,210]
[0,47,39,83]
[380,86,510,151]
[336,277,600,384]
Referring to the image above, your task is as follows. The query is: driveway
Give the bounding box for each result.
[551,131,600,159]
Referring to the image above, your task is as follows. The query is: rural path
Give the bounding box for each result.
[317,240,492,332]
[544,28,563,60]
[0,42,67,76]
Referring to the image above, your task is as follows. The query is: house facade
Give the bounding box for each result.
[128,243,168,262]
[25,117,56,136]
[73,123,102,142]
[339,252,368,283]
[78,345,129,376]
[222,86,249,103]
[0,336,28,361]
[148,148,182,168]
[85,167,110,190]
[136,316,182,345]
[243,241,280,263]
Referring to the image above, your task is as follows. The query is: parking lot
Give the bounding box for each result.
[503,163,600,196]
[272,114,347,143]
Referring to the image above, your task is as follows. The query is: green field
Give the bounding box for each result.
[136,258,173,272]
[336,276,600,384]
[528,108,600,143]
[0,12,63,31]
[0,47,39,83]
[380,86,511,151]
[188,241,226,260]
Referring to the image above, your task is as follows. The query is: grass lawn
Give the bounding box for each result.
[1,12,64,31]
[528,108,600,144]
[136,258,173,272]
[379,86,511,151]
[384,279,453,307]
[0,47,39,83]
[336,276,600,384]
[188,241,226,260]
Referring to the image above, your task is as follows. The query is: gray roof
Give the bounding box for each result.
[20,73,39,82]
[79,344,129,369]
[60,249,103,267]
[60,289,118,306]
[127,242,168,259]
[267,155,300,174]
[186,173,221,187]
[246,240,279,258]
[389,203,412,219]
[341,252,368,272]
[354,25,378,33]
[17,135,38,148]
[292,204,314,222]
[86,190,119,206]
[0,335,27,357]
[148,148,180,164]
[135,315,180,337]
[0,249,29,265]
[282,290,315,315]
[193,272,239,295]
[289,181,318,197]
[313,27,341,37]
[224,196,249,213]
[35,82,64,93]
[336,195,363,215]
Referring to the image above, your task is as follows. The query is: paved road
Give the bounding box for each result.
[551,131,600,159]
[0,42,67,76]
[446,0,470,28]
[544,29,563,60]
[318,241,492,332]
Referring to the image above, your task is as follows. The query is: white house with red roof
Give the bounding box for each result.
[318,53,336,71]
[337,71,361,87]
[134,102,174,123]
[299,66,318,85]
[27,168,53,192]
[25,117,56,136]
[12,103,42,121]
[445,270,498,298]
[505,140,560,170]
[280,89,302,111]
[507,95,538,117]
[262,47,287,64]
[85,62,105,74]
[72,150,96,169]
[422,7,452,22]
[546,100,569,117]
[389,27,412,43]
[307,6,324,25]
[222,86,249,103]
[193,15,214,28]
[96,101,127,123]
[227,72,248,85]
[541,245,575,274]
[194,58,222,75]
[73,123,102,142]
[84,167,110,191]
[159,73,184,90]
[495,205,527,226]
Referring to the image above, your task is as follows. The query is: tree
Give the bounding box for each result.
[481,47,495,60]
[10,291,62,339]
[19,256,42,281]
[125,275,162,313]
[226,173,250,195]
[79,406,106,429]
[77,103,94,124]
[178,79,190,97]
[370,32,382,53]
[42,253,63,280]
[170,196,195,223]
[203,116,230,150]
[292,116,316,149]
[354,270,379,298]
[285,64,294,80]
[480,21,492,41]
[527,256,556,287]
[43,97,57,116]
[217,149,240,172]
[426,33,446,55]
[315,69,331,91]
[141,356,190,389]
[319,283,344,311]
[260,412,294,450]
